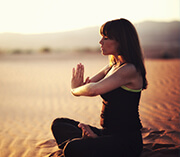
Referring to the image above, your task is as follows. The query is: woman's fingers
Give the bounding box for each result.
[84,77,90,84]
[71,63,85,88]
[75,63,84,79]
[81,64,84,78]
[72,67,75,78]
[78,123,98,138]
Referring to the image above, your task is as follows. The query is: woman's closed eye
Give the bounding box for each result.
[104,37,109,40]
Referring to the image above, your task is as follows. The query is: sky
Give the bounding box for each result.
[0,0,179,34]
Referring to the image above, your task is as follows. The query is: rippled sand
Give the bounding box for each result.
[0,53,179,157]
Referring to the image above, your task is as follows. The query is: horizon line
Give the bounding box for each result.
[0,19,179,35]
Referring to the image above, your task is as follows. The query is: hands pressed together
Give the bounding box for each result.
[71,63,90,89]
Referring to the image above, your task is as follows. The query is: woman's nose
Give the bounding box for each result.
[99,38,103,44]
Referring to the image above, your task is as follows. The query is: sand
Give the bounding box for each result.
[0,53,179,157]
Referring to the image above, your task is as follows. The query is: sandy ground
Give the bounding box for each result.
[0,53,179,157]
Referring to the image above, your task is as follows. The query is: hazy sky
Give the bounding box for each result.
[0,0,179,34]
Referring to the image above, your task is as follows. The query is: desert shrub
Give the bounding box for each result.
[75,47,100,53]
[161,52,173,59]
[12,49,22,54]
[40,47,51,53]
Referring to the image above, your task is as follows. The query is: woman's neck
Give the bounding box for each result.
[114,55,126,67]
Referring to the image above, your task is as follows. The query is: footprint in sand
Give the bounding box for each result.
[144,130,165,140]
[49,150,63,157]
[36,139,57,148]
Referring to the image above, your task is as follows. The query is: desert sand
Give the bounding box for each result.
[0,53,179,157]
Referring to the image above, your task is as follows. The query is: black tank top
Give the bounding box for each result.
[100,86,142,135]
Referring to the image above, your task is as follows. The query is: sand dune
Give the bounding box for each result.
[0,53,179,157]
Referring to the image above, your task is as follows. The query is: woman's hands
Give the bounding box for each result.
[78,123,98,138]
[71,63,90,89]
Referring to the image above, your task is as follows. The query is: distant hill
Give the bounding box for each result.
[0,27,101,50]
[0,21,179,58]
[135,21,180,58]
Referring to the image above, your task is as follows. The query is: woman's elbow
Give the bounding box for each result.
[72,92,80,97]
[71,90,97,97]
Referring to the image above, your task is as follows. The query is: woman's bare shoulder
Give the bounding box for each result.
[118,63,143,89]
[117,63,137,75]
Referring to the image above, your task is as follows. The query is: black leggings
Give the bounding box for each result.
[51,118,143,157]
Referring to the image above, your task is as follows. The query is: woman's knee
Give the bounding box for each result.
[51,117,68,131]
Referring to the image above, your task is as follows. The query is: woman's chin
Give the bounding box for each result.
[101,50,107,56]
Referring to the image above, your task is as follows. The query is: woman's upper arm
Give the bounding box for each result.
[89,64,111,83]
[91,64,136,95]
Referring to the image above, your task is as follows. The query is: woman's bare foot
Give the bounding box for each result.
[78,123,98,138]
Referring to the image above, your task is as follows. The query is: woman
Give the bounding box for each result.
[51,18,147,157]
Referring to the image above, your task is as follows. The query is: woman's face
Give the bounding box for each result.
[99,36,119,56]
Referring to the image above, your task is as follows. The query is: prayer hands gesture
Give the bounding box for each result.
[71,63,90,89]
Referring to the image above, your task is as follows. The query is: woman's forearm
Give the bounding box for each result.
[71,83,98,97]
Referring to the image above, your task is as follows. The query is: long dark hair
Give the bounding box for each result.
[100,18,148,89]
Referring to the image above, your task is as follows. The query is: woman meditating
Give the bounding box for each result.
[51,18,147,157]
